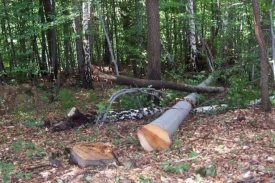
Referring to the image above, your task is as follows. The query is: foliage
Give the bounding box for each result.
[115,93,150,110]
[188,150,198,158]
[161,160,190,173]
[0,162,14,183]
[58,89,76,109]
[23,119,44,128]
[9,62,40,83]
[196,164,217,177]
[17,172,33,181]
[226,75,259,107]
[11,139,24,152]
[138,175,151,183]
[0,0,266,100]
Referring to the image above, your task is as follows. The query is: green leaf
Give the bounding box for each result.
[188,151,197,158]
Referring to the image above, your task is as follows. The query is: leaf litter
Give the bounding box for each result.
[0,83,275,182]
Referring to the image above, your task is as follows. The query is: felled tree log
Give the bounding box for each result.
[137,76,214,151]
[91,65,224,93]
[69,142,115,168]
[49,107,164,132]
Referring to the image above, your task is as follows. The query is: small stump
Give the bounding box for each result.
[69,142,115,168]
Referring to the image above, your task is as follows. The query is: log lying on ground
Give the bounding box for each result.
[137,76,214,151]
[49,107,164,132]
[91,65,224,93]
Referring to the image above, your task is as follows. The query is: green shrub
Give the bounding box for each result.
[58,89,75,109]
[226,76,259,107]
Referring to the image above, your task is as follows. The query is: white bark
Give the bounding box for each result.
[82,1,93,87]
[186,0,198,71]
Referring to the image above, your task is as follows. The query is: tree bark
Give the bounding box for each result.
[42,0,58,79]
[145,0,161,80]
[39,0,48,75]
[137,76,214,151]
[72,0,85,85]
[186,0,198,72]
[92,65,225,93]
[252,0,271,112]
[82,1,93,88]
[0,53,6,82]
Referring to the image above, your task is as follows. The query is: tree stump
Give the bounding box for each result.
[69,142,115,168]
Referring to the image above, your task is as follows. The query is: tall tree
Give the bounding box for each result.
[145,0,161,80]
[2,0,16,68]
[252,0,271,111]
[42,0,58,79]
[72,0,85,85]
[39,0,48,75]
[186,0,198,72]
[82,1,93,88]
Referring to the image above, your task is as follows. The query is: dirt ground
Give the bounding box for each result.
[0,82,275,183]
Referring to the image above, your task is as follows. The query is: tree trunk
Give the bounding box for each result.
[72,0,85,85]
[3,0,16,68]
[0,53,6,82]
[137,76,214,151]
[39,0,48,76]
[145,0,161,80]
[42,0,58,79]
[82,1,93,88]
[94,0,119,75]
[270,0,275,82]
[92,65,224,93]
[186,0,198,72]
[252,0,271,112]
[62,3,71,75]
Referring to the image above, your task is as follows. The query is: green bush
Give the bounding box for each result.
[58,89,75,109]
[226,75,259,107]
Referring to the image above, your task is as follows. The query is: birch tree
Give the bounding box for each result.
[82,1,93,88]
[186,0,198,72]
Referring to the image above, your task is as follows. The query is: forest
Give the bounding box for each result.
[0,0,275,182]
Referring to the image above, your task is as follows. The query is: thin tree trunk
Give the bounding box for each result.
[72,0,85,85]
[252,0,271,112]
[270,0,275,82]
[3,0,16,68]
[0,53,6,82]
[111,0,119,64]
[186,0,198,72]
[39,0,48,75]
[82,0,93,88]
[94,0,119,75]
[92,66,225,93]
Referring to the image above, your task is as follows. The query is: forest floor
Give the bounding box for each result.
[1,78,275,183]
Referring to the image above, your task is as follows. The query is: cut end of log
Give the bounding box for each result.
[137,124,171,151]
[69,142,115,168]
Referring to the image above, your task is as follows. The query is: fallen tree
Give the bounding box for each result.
[137,76,215,151]
[91,65,225,93]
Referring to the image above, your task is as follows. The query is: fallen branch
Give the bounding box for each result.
[99,88,165,122]
[91,65,225,93]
